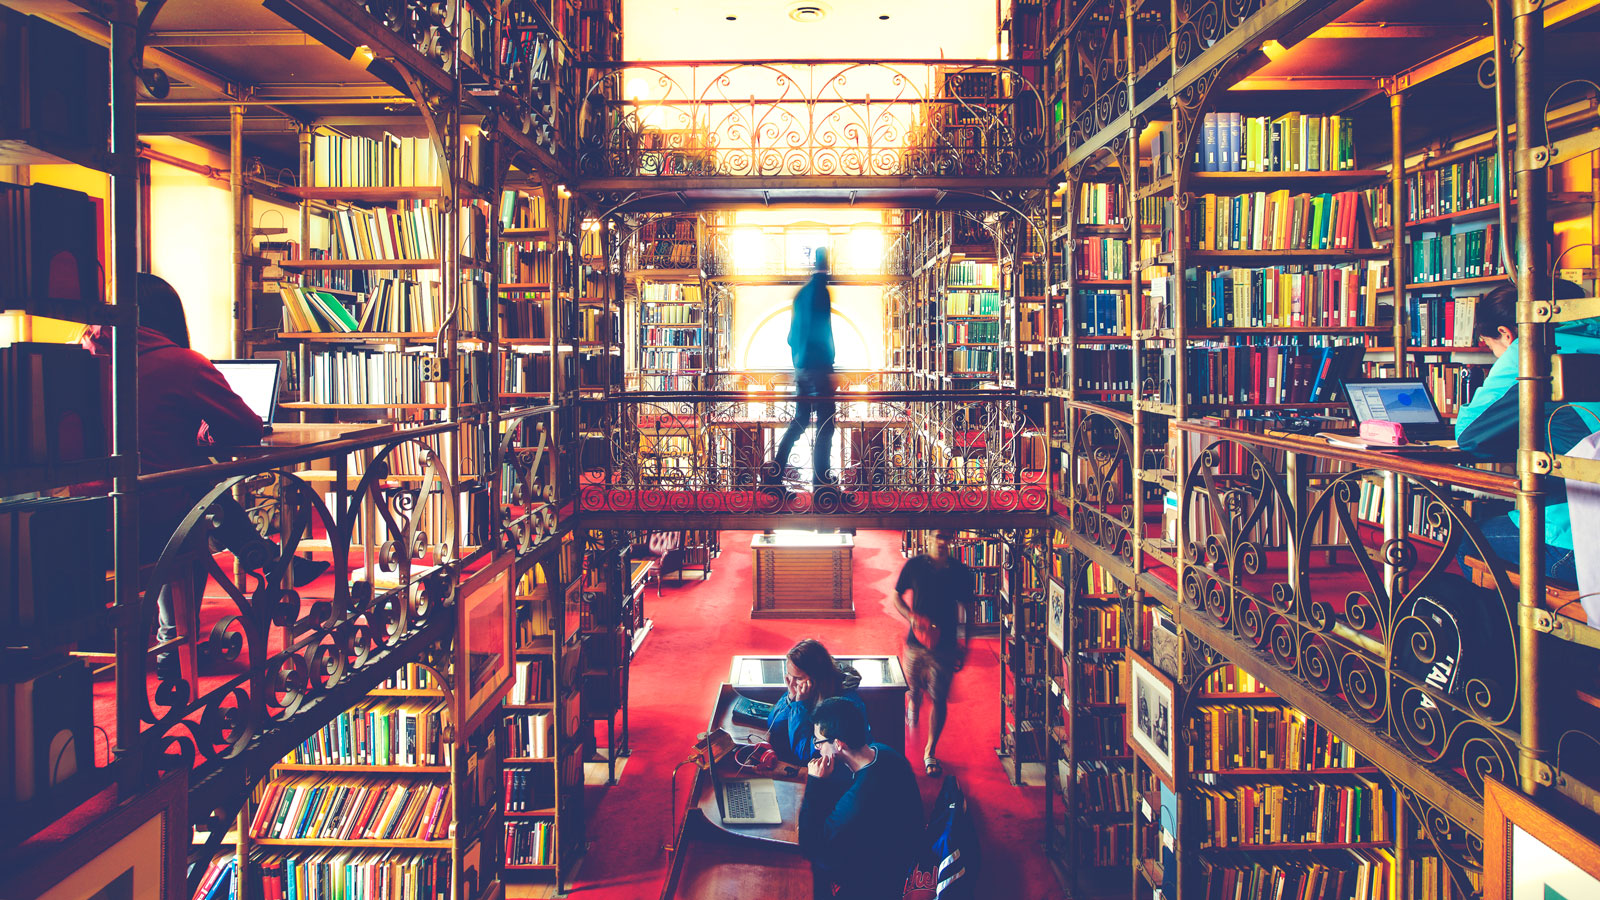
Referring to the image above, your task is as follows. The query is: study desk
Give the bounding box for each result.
[661,683,813,900]
[750,531,854,619]
[729,655,908,756]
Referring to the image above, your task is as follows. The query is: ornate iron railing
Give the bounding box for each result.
[577,391,1048,515]
[578,61,1048,179]
[122,424,481,870]
[1067,408,1137,564]
[1176,431,1515,894]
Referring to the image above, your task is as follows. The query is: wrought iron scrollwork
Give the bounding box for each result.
[1069,411,1136,564]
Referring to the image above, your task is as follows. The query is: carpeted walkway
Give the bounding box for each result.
[562,530,1057,899]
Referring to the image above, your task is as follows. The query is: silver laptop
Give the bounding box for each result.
[1341,377,1454,441]
[213,358,282,433]
[707,742,781,825]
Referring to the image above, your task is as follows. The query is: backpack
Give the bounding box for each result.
[902,775,979,900]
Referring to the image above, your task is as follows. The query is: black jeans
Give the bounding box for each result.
[774,369,836,482]
[142,491,270,650]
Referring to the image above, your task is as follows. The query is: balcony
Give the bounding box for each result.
[576,387,1050,527]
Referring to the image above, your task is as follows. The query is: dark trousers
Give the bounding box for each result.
[774,369,836,482]
[142,492,268,647]
[1460,512,1578,583]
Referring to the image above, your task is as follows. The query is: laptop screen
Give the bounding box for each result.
[1344,379,1442,425]
[213,359,281,426]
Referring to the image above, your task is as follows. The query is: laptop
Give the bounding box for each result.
[1341,377,1454,442]
[705,739,781,826]
[213,359,282,433]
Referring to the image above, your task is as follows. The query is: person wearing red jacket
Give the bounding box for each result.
[84,274,327,671]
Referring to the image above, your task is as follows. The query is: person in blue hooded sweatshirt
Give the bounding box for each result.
[766,638,868,766]
[1455,278,1600,581]
[764,246,838,487]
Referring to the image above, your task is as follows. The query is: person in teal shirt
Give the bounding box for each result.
[1454,279,1600,581]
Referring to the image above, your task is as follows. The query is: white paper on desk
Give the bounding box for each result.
[1566,430,1600,626]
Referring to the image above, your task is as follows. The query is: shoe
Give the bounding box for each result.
[812,472,839,487]
[291,555,332,587]
[760,462,786,488]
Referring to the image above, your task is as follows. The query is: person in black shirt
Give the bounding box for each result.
[799,697,923,900]
[893,528,974,776]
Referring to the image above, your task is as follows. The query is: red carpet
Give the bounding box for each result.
[565,530,1058,899]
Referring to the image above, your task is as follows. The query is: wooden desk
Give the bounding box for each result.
[750,531,854,619]
[256,422,396,451]
[729,655,908,757]
[662,684,813,900]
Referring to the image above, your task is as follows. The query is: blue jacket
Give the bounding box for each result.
[766,663,867,764]
[1455,318,1600,550]
[788,272,835,372]
[799,743,924,900]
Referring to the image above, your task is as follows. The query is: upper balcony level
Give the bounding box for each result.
[570,60,1050,211]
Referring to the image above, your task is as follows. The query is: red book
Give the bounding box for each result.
[249,782,282,836]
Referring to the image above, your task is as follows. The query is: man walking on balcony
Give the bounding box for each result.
[766,245,838,488]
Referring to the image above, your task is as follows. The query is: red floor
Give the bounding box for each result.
[564,530,1059,899]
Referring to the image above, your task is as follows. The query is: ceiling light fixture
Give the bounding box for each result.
[879,14,889,19]
[726,14,737,20]
[788,3,829,23]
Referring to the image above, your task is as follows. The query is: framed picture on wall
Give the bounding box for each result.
[1485,777,1600,900]
[459,552,516,734]
[1126,651,1177,788]
[1047,578,1067,652]
[10,772,187,900]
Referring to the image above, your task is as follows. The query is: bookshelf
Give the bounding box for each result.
[998,529,1048,781]
[902,530,1003,633]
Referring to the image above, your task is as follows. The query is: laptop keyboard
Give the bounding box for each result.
[724,780,755,819]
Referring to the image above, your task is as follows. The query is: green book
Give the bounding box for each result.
[310,291,360,332]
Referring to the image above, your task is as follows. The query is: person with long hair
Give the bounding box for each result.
[766,638,868,765]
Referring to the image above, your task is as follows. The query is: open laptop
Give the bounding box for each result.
[1341,377,1455,442]
[213,359,282,434]
[705,739,781,826]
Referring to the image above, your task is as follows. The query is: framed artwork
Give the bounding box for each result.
[11,772,186,900]
[1047,578,1067,652]
[1126,651,1177,788]
[1485,777,1600,900]
[459,552,516,735]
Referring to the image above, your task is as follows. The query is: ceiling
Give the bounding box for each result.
[621,0,1000,61]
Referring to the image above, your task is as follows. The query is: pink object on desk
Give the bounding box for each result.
[1360,420,1408,446]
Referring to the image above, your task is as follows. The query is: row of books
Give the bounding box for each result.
[1199,850,1396,900]
[640,303,700,325]
[250,850,449,900]
[1185,264,1383,330]
[1019,260,1047,297]
[191,854,237,900]
[499,190,549,230]
[1405,294,1482,348]
[971,569,1001,597]
[0,182,100,307]
[1079,821,1133,867]
[639,217,695,241]
[1076,760,1133,813]
[641,282,702,305]
[1189,191,1373,252]
[379,664,439,692]
[1190,705,1363,774]
[1,343,106,469]
[636,240,696,268]
[1077,289,1133,337]
[509,659,552,705]
[1201,668,1269,695]
[1018,308,1046,343]
[946,291,1001,316]
[1411,227,1505,283]
[1075,711,1129,759]
[281,701,452,768]
[1195,779,1390,847]
[504,765,556,811]
[1077,562,1121,597]
[508,712,555,758]
[500,241,554,285]
[506,820,557,866]
[309,131,443,188]
[946,321,1000,344]
[1077,237,1130,280]
[279,279,490,335]
[301,349,454,406]
[2,495,108,641]
[631,374,699,391]
[504,355,555,394]
[1159,341,1368,407]
[248,776,453,842]
[949,260,999,287]
[1197,112,1358,173]
[1077,660,1122,705]
[1078,606,1121,650]
[641,326,701,346]
[639,348,704,372]
[1075,348,1135,394]
[326,203,445,263]
[1389,148,1505,225]
[1076,182,1127,226]
[948,349,998,373]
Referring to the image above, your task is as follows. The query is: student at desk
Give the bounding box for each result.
[766,639,868,765]
[1455,279,1600,581]
[800,698,922,900]
[83,275,327,670]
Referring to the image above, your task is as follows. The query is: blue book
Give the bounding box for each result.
[1203,113,1217,172]
[1229,112,1243,171]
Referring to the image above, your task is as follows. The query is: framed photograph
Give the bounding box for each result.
[1126,652,1177,788]
[10,772,186,900]
[1485,777,1600,900]
[1047,578,1067,652]
[459,552,516,735]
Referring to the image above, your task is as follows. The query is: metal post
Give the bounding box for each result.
[231,104,247,357]
[1389,92,1407,377]
[1511,0,1549,795]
